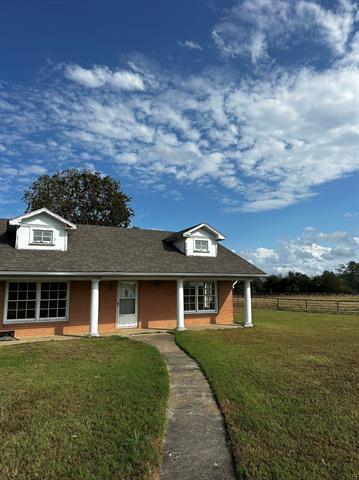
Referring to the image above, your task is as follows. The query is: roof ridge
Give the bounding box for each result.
[76,224,174,234]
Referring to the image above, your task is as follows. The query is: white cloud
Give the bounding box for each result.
[212,0,292,62]
[0,30,358,213]
[0,163,47,177]
[242,229,359,275]
[212,0,358,62]
[344,212,358,218]
[65,65,145,91]
[178,40,203,50]
[297,0,357,55]
[336,31,359,66]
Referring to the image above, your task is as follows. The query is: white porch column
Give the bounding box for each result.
[176,279,185,330]
[244,279,253,327]
[89,279,100,337]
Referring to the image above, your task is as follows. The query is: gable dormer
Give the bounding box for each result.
[9,208,77,251]
[164,223,225,257]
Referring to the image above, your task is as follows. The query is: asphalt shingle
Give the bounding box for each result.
[0,220,265,276]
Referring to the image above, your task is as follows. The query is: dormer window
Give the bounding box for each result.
[32,229,54,245]
[9,208,77,251]
[194,239,209,253]
[163,223,225,257]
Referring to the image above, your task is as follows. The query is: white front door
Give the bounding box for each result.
[117,282,137,327]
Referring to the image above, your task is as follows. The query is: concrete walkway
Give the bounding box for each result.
[134,333,236,480]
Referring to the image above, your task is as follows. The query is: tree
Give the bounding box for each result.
[23,169,133,227]
[338,261,359,293]
[316,271,343,294]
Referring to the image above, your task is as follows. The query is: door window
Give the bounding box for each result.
[119,285,135,315]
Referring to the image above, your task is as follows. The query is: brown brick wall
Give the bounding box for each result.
[138,280,233,329]
[99,281,117,332]
[0,279,234,337]
[0,280,117,337]
[184,281,233,326]
[138,280,177,329]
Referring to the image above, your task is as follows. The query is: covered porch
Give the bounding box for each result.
[88,277,254,336]
[0,277,254,338]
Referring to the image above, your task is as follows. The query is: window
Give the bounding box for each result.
[184,281,217,313]
[119,284,136,315]
[5,282,68,323]
[32,229,53,244]
[6,282,37,321]
[194,239,209,252]
[184,282,196,311]
[39,282,68,319]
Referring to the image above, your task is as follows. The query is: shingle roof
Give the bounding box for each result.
[162,224,203,242]
[163,222,225,242]
[0,220,265,277]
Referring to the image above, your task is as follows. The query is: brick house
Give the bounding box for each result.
[0,208,264,337]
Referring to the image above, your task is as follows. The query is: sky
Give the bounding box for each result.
[0,0,358,275]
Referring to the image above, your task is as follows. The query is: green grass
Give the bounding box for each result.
[0,337,169,480]
[176,310,359,479]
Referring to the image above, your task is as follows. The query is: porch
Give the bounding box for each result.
[87,278,253,335]
[0,278,254,337]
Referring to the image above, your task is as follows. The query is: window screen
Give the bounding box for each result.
[33,230,53,244]
[194,239,209,252]
[119,285,136,315]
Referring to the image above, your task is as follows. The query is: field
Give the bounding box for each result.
[233,294,359,314]
[0,337,169,480]
[176,310,359,479]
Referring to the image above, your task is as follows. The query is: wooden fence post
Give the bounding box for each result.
[336,301,339,314]
[305,299,308,311]
[277,298,280,310]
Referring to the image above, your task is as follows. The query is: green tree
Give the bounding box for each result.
[338,261,359,293]
[23,169,133,227]
[317,270,343,294]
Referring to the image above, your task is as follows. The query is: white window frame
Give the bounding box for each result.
[31,228,54,245]
[194,238,210,253]
[184,280,218,314]
[3,281,70,324]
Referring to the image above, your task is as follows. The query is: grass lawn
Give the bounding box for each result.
[0,337,169,480]
[176,310,359,479]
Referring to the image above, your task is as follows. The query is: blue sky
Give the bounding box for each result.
[0,0,358,274]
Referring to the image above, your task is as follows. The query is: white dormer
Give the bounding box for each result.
[165,223,225,257]
[9,208,77,251]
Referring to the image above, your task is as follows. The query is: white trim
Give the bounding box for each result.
[193,238,210,253]
[182,223,226,240]
[183,280,218,315]
[3,282,9,323]
[3,280,70,325]
[9,208,77,230]
[116,281,138,328]
[5,317,68,325]
[30,228,54,245]
[0,271,265,278]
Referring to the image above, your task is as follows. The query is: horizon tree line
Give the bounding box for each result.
[234,262,359,296]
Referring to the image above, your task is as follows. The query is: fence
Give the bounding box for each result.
[233,296,359,315]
